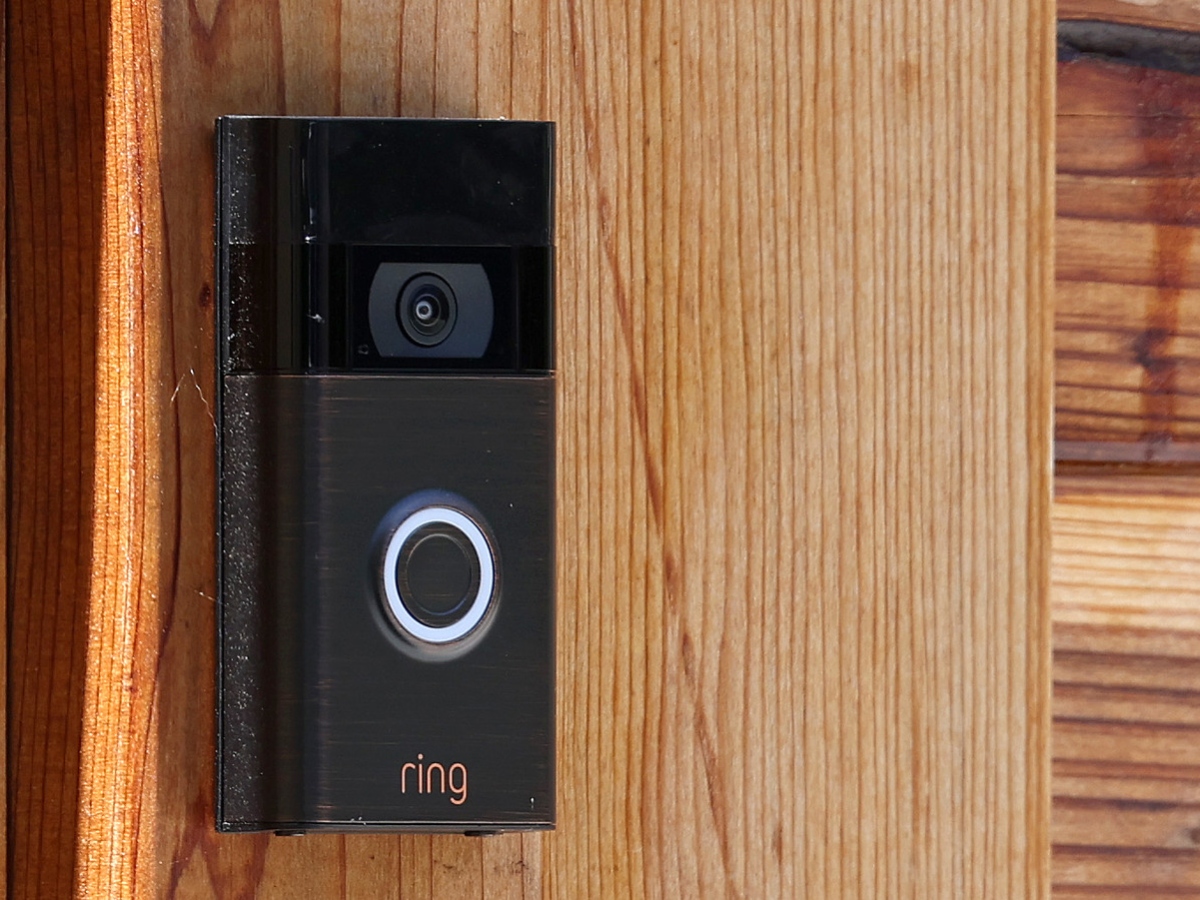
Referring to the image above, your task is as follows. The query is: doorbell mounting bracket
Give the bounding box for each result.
[215,117,555,833]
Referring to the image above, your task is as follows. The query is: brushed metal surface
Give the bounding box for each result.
[218,374,555,831]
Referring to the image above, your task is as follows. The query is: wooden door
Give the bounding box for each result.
[6,0,1053,896]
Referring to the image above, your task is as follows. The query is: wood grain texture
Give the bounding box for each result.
[1051,17,1200,898]
[10,0,1053,896]
[7,0,105,896]
[1057,57,1200,462]
[1052,476,1200,896]
[74,0,167,894]
[1055,476,1200,633]
[1060,0,1200,32]
[550,5,1049,896]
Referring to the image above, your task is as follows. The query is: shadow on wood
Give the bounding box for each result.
[7,0,107,896]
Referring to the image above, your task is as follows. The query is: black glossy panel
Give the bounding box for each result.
[217,117,554,247]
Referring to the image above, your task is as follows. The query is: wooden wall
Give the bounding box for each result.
[1055,3,1200,896]
[6,0,1052,897]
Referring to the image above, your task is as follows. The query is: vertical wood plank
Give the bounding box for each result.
[544,0,1053,895]
[7,0,106,896]
[148,0,546,895]
[8,0,1052,896]
[75,0,165,892]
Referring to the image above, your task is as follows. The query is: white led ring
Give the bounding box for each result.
[381,506,496,644]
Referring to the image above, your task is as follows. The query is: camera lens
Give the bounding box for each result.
[397,274,458,346]
[368,262,494,359]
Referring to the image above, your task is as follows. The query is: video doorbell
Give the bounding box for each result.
[215,117,555,833]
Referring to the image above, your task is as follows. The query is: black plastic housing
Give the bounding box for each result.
[215,117,555,833]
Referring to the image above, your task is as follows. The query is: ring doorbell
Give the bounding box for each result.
[215,117,555,833]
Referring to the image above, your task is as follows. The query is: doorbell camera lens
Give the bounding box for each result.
[398,275,458,346]
[368,262,494,359]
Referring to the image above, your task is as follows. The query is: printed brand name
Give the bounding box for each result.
[401,753,468,805]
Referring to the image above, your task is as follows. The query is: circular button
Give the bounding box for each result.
[379,502,497,646]
[395,525,480,625]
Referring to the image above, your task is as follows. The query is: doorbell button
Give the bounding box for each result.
[396,523,481,625]
[381,504,496,645]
